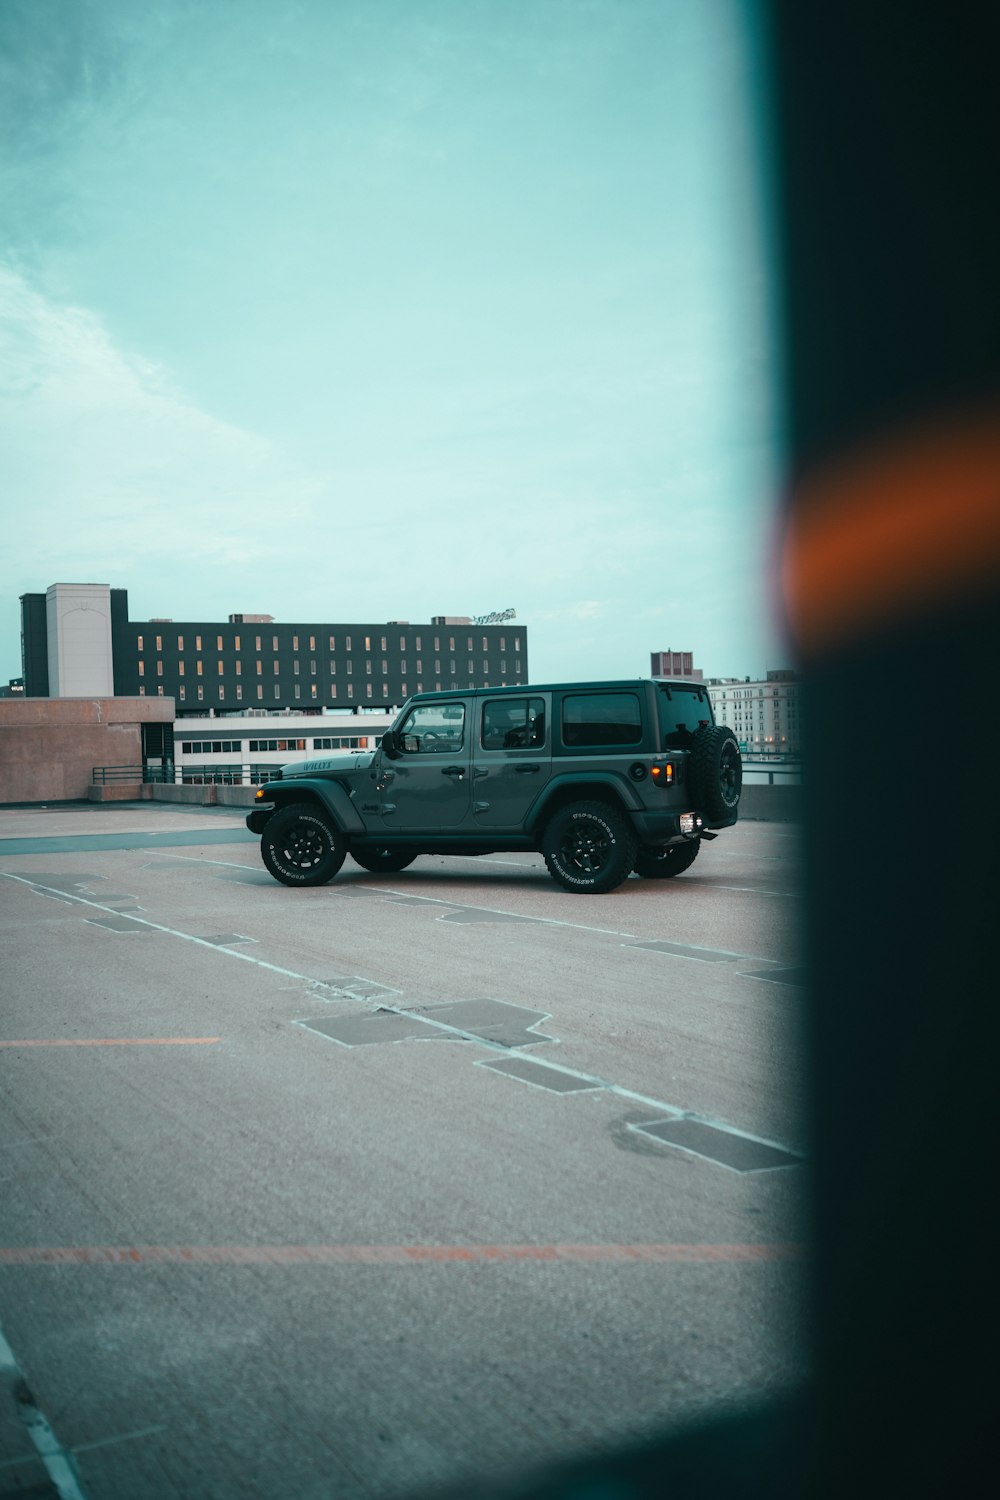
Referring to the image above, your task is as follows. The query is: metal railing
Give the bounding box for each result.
[92,764,277,787]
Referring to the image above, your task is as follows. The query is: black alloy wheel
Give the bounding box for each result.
[690,725,743,819]
[542,800,637,894]
[260,803,346,886]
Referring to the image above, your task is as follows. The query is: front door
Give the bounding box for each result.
[471,694,551,827]
[378,700,472,829]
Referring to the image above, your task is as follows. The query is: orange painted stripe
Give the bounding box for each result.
[782,409,1000,656]
[0,1038,221,1048]
[0,1243,805,1266]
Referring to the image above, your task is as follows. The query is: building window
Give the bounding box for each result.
[273,635,279,651]
[137,635,143,651]
[364,636,371,650]
[330,662,336,675]
[415,636,421,650]
[157,661,163,677]
[217,635,223,650]
[329,635,335,650]
[236,685,243,700]
[401,683,407,697]
[156,635,162,652]
[311,684,317,699]
[255,636,261,651]
[401,660,407,674]
[365,660,371,675]
[218,686,224,699]
[293,635,299,650]
[346,635,352,650]
[257,686,263,700]
[178,635,184,651]
[366,684,373,698]
[198,685,204,700]
[417,661,422,675]
[218,661,224,675]
[309,635,315,651]
[382,660,388,674]
[294,685,301,699]
[400,636,406,651]
[347,683,353,698]
[196,635,202,651]
[233,636,240,651]
[179,686,186,700]
[294,661,299,675]
[449,637,455,651]
[483,636,488,651]
[310,660,316,675]
[139,685,145,696]
[178,661,185,677]
[515,638,521,652]
[434,636,440,651]
[256,660,262,675]
[138,661,144,677]
[346,661,352,675]
[274,685,280,699]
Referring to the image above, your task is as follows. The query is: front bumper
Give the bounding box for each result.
[246,806,273,834]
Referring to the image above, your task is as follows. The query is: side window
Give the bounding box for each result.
[399,703,465,754]
[480,697,546,750]
[561,692,642,748]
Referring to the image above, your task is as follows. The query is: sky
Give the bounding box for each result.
[0,0,788,689]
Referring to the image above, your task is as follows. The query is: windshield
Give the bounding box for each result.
[655,683,714,747]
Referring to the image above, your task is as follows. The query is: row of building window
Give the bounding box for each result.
[142,680,512,703]
[136,633,522,655]
[138,657,519,679]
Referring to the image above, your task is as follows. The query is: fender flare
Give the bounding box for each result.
[256,778,366,835]
[526,772,641,832]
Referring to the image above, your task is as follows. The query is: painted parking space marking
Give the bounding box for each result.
[0,870,801,1171]
[0,1322,88,1499]
[0,1242,804,1266]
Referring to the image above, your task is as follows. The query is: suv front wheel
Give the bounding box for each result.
[261,804,346,886]
[542,801,638,894]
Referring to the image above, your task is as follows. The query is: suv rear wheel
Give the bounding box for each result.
[261,804,346,886]
[635,839,700,879]
[542,801,638,894]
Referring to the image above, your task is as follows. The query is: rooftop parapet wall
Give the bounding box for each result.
[0,697,173,803]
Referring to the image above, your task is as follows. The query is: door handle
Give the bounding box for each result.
[515,764,541,774]
[442,766,466,778]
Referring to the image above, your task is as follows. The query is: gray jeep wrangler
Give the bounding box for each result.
[247,679,741,894]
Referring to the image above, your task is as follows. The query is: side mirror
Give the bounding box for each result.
[381,729,400,760]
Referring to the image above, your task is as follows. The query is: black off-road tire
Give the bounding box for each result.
[689,726,742,820]
[351,847,418,873]
[542,800,638,894]
[634,839,701,879]
[260,803,346,886]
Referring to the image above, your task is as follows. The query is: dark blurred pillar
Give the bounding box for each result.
[771,3,1000,1492]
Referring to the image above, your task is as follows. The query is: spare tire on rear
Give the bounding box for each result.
[689,726,742,819]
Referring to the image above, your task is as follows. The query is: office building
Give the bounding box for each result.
[20,584,528,716]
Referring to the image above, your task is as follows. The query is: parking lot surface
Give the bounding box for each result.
[0,803,807,1498]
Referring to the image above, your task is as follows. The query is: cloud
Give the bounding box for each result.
[0,264,322,582]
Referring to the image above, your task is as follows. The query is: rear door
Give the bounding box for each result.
[471,694,551,827]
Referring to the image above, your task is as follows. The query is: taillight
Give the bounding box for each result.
[650,762,674,787]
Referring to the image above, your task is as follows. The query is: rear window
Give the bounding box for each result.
[655,684,713,748]
[561,692,642,748]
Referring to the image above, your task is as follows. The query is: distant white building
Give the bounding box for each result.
[705,670,801,756]
[169,709,394,784]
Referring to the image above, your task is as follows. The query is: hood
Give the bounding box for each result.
[282,750,376,778]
